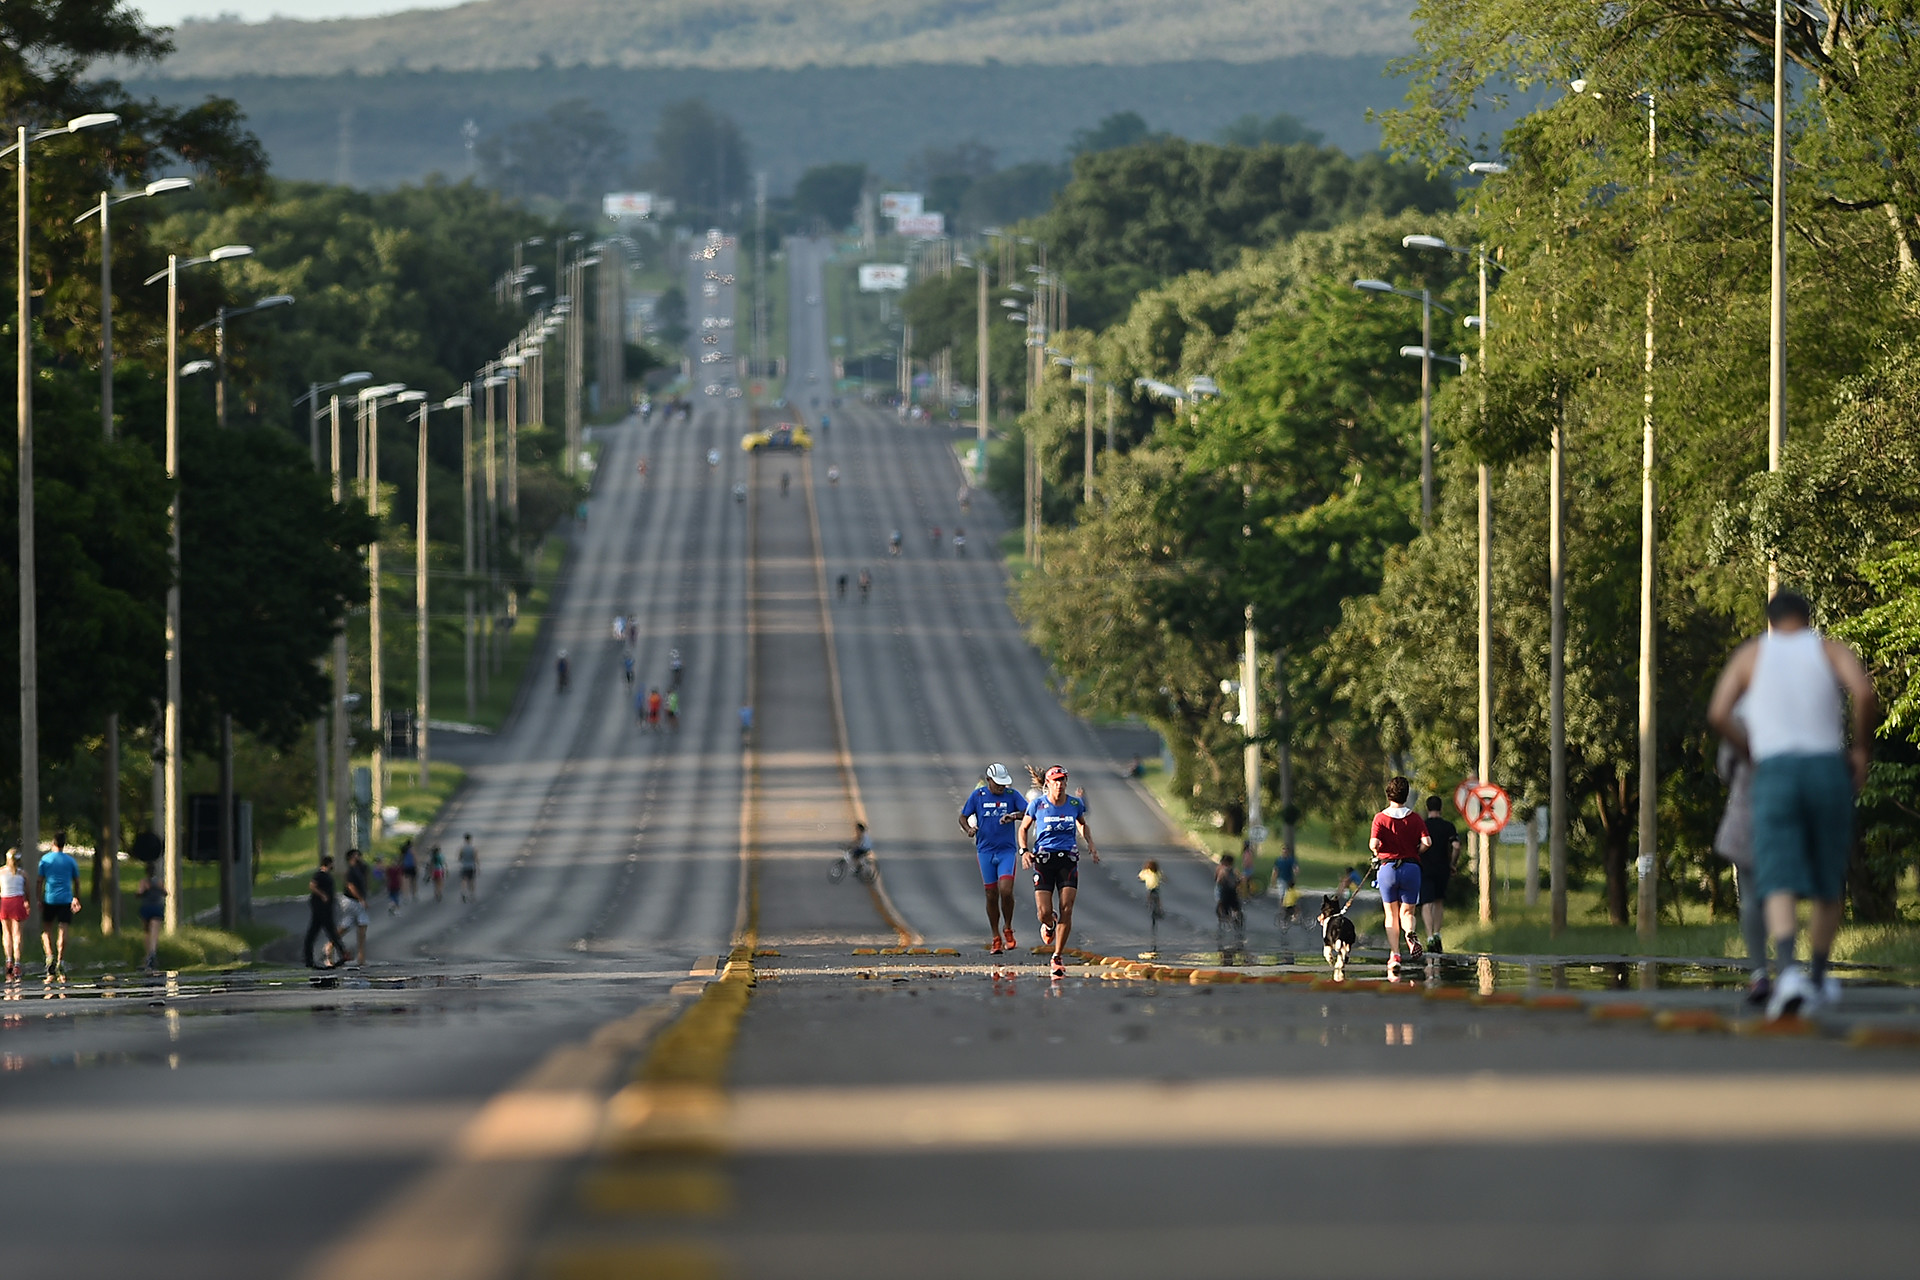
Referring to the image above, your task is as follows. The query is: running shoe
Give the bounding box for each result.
[1405,937,1424,959]
[1743,971,1773,1008]
[1001,928,1017,951]
[1387,952,1401,967]
[988,936,1004,955]
[1766,964,1818,1021]
[1050,954,1065,977]
[1822,973,1843,1006]
[1040,922,1054,947]
[1428,934,1444,955]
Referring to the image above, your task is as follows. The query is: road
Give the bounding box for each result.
[3,236,1917,1280]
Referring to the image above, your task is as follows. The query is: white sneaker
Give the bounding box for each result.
[1766,964,1818,1021]
[1822,974,1842,1005]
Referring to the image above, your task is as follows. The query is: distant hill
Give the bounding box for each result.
[127,56,1412,193]
[128,0,1415,78]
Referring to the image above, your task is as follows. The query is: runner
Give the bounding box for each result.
[555,649,570,693]
[1018,765,1100,977]
[858,568,871,602]
[953,528,966,557]
[837,573,848,600]
[959,762,1027,953]
[37,832,81,978]
[612,614,626,642]
[428,843,447,903]
[669,648,682,686]
[1369,776,1430,967]
[1215,853,1244,943]
[665,688,680,731]
[1419,795,1460,954]
[457,834,479,903]
[0,848,26,979]
[623,653,636,689]
[399,838,418,902]
[646,687,663,730]
[1707,589,1878,1020]
[827,464,841,485]
[303,853,345,969]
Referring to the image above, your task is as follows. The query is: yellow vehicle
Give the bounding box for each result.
[739,423,813,453]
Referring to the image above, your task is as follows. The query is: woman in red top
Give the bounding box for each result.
[1369,776,1431,966]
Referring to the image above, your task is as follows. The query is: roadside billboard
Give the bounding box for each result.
[859,264,910,292]
[879,191,923,219]
[894,212,946,238]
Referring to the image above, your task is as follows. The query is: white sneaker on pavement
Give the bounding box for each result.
[1822,973,1842,1005]
[1766,964,1819,1021]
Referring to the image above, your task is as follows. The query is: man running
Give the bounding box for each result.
[37,832,81,977]
[305,853,346,968]
[1420,794,1460,954]
[959,762,1027,954]
[1708,589,1877,1020]
[1019,765,1100,977]
[1370,776,1430,967]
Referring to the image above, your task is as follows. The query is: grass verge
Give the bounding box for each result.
[428,532,567,732]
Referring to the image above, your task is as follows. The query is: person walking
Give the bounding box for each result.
[665,688,680,731]
[959,762,1027,954]
[858,568,871,602]
[1270,845,1298,929]
[1707,589,1878,1020]
[1,848,27,979]
[428,843,447,903]
[342,848,371,966]
[1018,765,1100,978]
[1420,795,1461,955]
[458,834,479,903]
[382,856,404,915]
[623,653,636,691]
[304,853,347,969]
[1369,777,1430,967]
[135,862,166,971]
[399,838,418,902]
[37,832,81,978]
[646,687,663,731]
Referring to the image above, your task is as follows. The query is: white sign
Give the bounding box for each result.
[858,263,909,292]
[602,191,653,219]
[1247,825,1269,845]
[895,212,946,238]
[880,191,923,219]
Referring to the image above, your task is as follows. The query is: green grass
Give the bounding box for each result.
[1135,756,1352,891]
[248,757,467,902]
[427,533,568,732]
[50,919,268,975]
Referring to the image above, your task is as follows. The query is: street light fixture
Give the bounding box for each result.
[9,110,122,893]
[357,381,410,841]
[1354,278,1456,530]
[195,293,296,429]
[140,243,252,932]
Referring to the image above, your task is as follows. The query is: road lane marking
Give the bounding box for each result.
[718,1074,1920,1151]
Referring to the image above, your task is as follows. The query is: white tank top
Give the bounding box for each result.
[1743,628,1845,760]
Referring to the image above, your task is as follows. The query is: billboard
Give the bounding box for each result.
[603,191,654,219]
[895,212,946,238]
[879,191,923,219]
[859,264,910,292]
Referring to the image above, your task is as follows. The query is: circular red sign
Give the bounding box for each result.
[1461,783,1512,836]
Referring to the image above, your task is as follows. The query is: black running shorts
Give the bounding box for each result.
[1031,856,1078,893]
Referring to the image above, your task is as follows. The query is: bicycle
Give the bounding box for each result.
[827,846,877,885]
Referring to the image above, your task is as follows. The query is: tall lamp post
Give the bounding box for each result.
[75,173,192,931]
[415,393,471,786]
[1354,278,1457,531]
[357,382,412,844]
[1573,76,1659,938]
[198,294,295,429]
[143,243,254,932]
[8,109,120,902]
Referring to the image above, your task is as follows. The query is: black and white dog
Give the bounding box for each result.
[1317,894,1356,967]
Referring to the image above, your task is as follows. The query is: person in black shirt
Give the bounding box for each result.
[304,854,346,969]
[1421,795,1462,954]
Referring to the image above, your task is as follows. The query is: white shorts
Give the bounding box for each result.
[340,901,371,929]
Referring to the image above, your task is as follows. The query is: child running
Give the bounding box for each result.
[1139,859,1164,934]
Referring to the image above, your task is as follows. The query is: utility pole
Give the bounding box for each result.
[1638,94,1659,940]
[1477,247,1494,926]
[1767,0,1787,599]
[461,385,476,722]
[17,125,39,902]
[416,400,431,788]
[330,395,351,864]
[162,255,181,932]
[366,393,385,843]
[96,190,120,935]
[975,254,989,479]
[754,172,769,382]
[1242,606,1261,854]
[1082,365,1095,506]
[1419,288,1434,531]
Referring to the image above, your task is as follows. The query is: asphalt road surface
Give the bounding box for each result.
[5,237,1918,1280]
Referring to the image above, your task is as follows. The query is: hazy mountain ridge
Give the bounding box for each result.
[131,0,1415,78]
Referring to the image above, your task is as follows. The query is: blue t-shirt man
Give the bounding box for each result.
[38,847,79,905]
[960,777,1027,884]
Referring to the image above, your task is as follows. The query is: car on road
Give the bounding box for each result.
[700,351,728,364]
[739,423,813,453]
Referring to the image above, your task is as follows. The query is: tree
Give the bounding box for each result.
[476,99,627,210]
[1070,111,1154,156]
[650,98,750,218]
[793,162,866,230]
[1217,113,1324,148]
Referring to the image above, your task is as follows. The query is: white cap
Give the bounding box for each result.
[985,762,1012,786]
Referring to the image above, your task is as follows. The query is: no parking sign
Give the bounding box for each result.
[1455,780,1513,836]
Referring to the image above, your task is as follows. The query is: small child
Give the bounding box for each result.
[1139,859,1163,924]
[1282,883,1302,925]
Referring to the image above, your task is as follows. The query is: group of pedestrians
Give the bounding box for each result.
[305,833,480,968]
[959,762,1099,978]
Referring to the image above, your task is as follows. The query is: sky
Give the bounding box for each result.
[135,1,465,23]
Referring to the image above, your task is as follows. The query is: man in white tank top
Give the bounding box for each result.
[1708,590,1877,1020]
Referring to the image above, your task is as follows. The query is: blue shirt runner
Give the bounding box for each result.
[1028,794,1088,859]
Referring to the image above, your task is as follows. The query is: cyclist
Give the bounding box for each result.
[555,649,570,693]
[828,465,841,485]
[1019,764,1099,978]
[847,822,874,875]
[888,530,901,556]
[959,762,1027,954]
[707,448,721,468]
[669,649,683,687]
[957,483,971,512]
[612,614,626,642]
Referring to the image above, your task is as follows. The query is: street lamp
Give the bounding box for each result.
[1050,353,1101,505]
[357,381,412,842]
[412,393,470,786]
[1573,76,1661,939]
[1355,278,1457,531]
[142,242,253,932]
[8,109,120,898]
[195,294,295,429]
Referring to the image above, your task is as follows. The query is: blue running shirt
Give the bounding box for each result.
[960,786,1026,853]
[1028,794,1086,859]
[37,850,79,904]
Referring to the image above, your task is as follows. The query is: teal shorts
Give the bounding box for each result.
[1750,753,1854,902]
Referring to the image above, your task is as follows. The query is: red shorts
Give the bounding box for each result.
[0,896,25,922]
